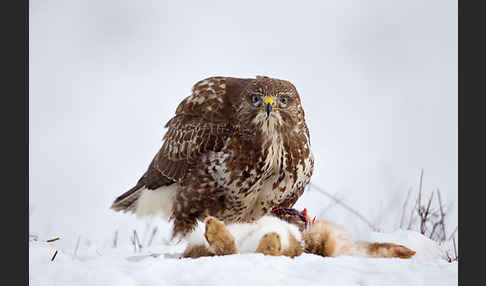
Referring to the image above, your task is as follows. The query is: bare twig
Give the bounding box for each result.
[420,191,434,235]
[429,221,441,240]
[448,226,458,241]
[437,189,447,241]
[309,183,378,231]
[401,170,456,245]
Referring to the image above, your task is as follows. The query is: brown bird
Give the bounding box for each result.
[111,76,314,238]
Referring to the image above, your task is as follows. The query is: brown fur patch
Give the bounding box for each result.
[256,232,283,256]
[204,216,238,255]
[303,223,336,257]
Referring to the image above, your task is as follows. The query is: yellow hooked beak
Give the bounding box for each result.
[263,97,275,117]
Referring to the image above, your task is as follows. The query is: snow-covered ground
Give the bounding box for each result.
[29,227,457,286]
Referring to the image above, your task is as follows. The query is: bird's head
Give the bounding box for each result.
[234,76,305,135]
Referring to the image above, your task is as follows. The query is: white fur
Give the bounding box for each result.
[227,216,301,253]
[184,216,302,254]
[135,185,179,220]
[186,222,210,249]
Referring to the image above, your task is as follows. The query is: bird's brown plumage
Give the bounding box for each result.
[111,76,314,238]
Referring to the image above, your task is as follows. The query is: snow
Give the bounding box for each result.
[29,229,457,286]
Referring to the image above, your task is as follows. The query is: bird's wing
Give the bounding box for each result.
[149,114,232,186]
[141,76,247,189]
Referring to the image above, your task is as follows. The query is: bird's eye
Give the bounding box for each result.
[250,94,262,107]
[279,95,289,108]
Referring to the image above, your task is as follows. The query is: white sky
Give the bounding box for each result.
[29,0,457,243]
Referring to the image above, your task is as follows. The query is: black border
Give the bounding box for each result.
[458,0,462,281]
[2,0,28,284]
[459,0,482,282]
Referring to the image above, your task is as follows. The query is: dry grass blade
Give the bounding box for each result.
[113,230,119,248]
[131,230,143,252]
[134,230,142,251]
[46,237,60,243]
[74,236,81,257]
[452,237,458,261]
[130,233,136,252]
[51,250,58,262]
[148,227,158,247]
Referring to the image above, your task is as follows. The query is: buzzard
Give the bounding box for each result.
[111,76,314,238]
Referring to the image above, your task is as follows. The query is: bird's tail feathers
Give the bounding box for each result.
[110,184,144,213]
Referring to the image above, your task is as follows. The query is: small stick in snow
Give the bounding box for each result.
[46,237,60,243]
[51,250,58,261]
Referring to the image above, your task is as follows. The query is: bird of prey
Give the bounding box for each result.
[111,76,314,238]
